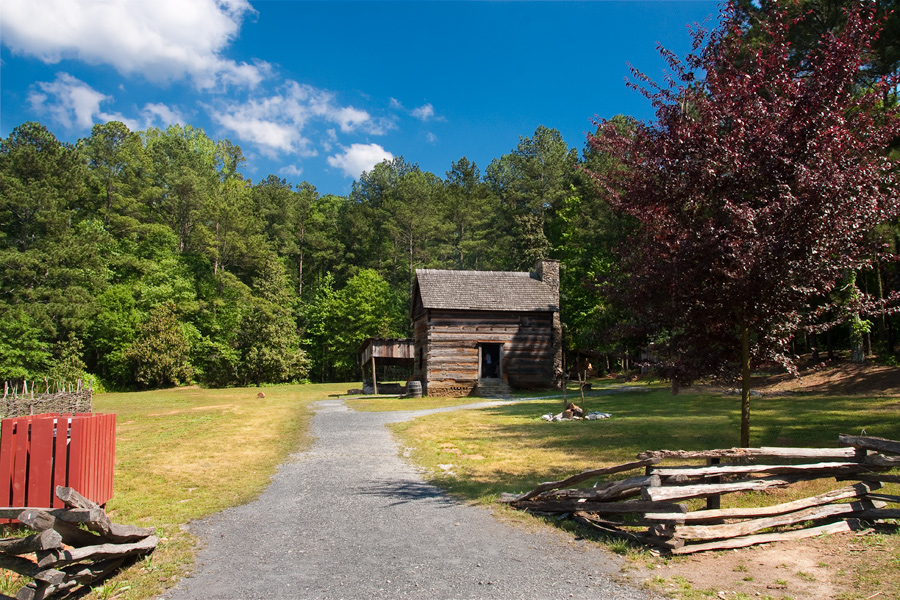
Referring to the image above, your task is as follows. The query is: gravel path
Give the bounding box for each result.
[161,398,652,600]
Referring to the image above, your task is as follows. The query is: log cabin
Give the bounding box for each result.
[410,259,563,397]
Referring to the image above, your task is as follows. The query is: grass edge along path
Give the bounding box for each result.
[385,382,900,600]
[18,382,349,600]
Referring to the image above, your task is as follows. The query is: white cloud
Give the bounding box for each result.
[412,103,435,121]
[210,80,391,157]
[28,72,138,130]
[280,164,303,178]
[391,99,444,123]
[333,106,371,133]
[327,143,393,179]
[141,103,185,129]
[425,131,438,144]
[1,0,266,89]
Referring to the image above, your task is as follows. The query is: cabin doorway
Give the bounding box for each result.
[480,343,502,379]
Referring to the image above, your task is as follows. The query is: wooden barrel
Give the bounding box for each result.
[407,380,423,398]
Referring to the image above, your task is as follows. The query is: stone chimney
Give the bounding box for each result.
[534,259,563,388]
[533,258,560,295]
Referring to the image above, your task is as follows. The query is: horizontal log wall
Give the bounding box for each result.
[414,309,556,394]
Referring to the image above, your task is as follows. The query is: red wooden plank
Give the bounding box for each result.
[98,415,107,502]
[80,415,92,501]
[12,417,30,506]
[68,416,85,500]
[28,417,55,508]
[92,415,101,501]
[0,418,17,506]
[87,415,98,501]
[99,414,112,503]
[107,414,117,502]
[51,416,70,508]
[81,414,94,502]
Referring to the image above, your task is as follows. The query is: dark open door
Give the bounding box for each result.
[480,343,501,379]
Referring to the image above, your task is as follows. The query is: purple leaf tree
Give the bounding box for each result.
[586,2,900,446]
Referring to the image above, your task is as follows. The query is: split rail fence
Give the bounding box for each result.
[0,486,157,600]
[501,434,900,554]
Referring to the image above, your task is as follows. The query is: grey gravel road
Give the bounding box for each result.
[161,398,652,600]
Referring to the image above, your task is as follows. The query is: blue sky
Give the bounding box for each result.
[1,1,721,196]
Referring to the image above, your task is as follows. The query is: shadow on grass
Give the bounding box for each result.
[395,388,900,504]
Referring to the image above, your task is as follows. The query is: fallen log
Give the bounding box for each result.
[839,434,900,456]
[516,458,659,501]
[672,500,883,541]
[671,519,857,555]
[642,475,810,502]
[645,482,880,523]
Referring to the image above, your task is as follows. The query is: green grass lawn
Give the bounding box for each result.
[388,381,900,599]
[390,382,900,502]
[4,380,897,599]
[6,383,349,600]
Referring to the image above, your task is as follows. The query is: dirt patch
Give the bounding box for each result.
[632,524,900,599]
[754,359,900,396]
[148,404,237,416]
[628,359,900,599]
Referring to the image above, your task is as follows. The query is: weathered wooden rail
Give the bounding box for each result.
[0,486,157,599]
[501,434,900,554]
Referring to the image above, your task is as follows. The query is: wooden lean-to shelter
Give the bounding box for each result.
[358,338,414,394]
[410,259,563,397]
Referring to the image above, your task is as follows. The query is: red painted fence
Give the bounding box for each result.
[0,413,116,508]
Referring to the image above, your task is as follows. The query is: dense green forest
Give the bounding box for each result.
[0,119,630,388]
[2,0,899,391]
[2,115,896,390]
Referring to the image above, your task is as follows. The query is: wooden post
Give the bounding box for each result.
[706,457,721,510]
[579,371,587,406]
[370,356,378,395]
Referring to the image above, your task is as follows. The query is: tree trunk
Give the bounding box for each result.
[297,251,303,298]
[213,221,219,276]
[888,316,895,355]
[877,263,886,347]
[851,316,866,363]
[740,323,751,448]
[297,224,306,298]
[865,275,873,357]
[808,331,819,362]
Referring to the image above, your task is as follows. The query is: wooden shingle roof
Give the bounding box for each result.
[414,268,559,312]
